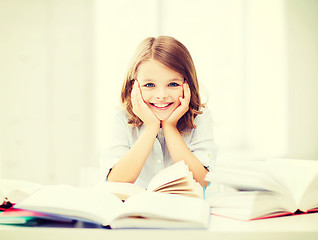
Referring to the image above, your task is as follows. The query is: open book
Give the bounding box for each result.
[13,185,210,229]
[205,158,318,220]
[100,160,203,200]
[13,161,210,228]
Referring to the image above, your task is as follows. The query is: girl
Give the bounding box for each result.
[101,36,217,188]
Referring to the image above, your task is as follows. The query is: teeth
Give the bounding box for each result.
[153,103,170,108]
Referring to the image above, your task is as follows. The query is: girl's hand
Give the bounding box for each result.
[131,80,160,129]
[162,83,191,128]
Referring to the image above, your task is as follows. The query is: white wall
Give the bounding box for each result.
[243,0,288,156]
[286,0,318,159]
[0,0,95,185]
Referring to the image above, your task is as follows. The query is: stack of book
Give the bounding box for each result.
[205,158,318,220]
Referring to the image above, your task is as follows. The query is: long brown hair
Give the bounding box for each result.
[121,36,203,133]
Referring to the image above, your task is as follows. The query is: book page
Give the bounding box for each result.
[155,179,192,192]
[266,158,318,208]
[112,192,210,228]
[208,191,296,220]
[209,163,283,193]
[147,161,189,192]
[14,184,124,226]
[298,188,318,211]
[94,182,146,201]
[154,176,202,198]
[0,179,42,204]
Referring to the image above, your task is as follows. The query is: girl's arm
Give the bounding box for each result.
[107,125,159,183]
[162,124,209,187]
[107,81,160,183]
[162,83,210,187]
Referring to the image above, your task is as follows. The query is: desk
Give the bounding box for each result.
[1,213,318,240]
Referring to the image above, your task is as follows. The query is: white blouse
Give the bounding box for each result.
[100,107,217,189]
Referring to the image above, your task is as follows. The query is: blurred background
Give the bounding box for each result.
[0,0,317,186]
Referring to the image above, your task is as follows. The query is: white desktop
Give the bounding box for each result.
[1,212,318,240]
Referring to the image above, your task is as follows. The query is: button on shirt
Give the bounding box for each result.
[100,107,217,189]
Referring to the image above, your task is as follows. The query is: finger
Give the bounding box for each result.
[179,96,189,109]
[134,81,144,106]
[179,96,186,106]
[131,82,139,108]
[179,83,190,108]
[131,81,136,100]
[135,80,142,99]
[183,83,191,103]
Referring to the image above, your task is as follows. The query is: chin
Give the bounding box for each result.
[153,109,176,122]
[156,117,168,121]
[153,113,168,121]
[157,115,173,122]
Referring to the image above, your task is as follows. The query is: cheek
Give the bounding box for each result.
[140,89,152,102]
[175,88,183,101]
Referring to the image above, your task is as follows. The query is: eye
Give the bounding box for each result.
[144,83,155,88]
[168,82,180,87]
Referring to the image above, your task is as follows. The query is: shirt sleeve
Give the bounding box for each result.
[99,110,131,181]
[186,108,218,171]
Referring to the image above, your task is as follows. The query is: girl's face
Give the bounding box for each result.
[136,59,184,121]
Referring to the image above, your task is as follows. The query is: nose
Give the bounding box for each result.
[156,87,167,100]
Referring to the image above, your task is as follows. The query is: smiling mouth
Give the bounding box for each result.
[151,102,173,109]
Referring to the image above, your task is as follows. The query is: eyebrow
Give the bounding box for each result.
[169,78,184,82]
[139,78,184,83]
